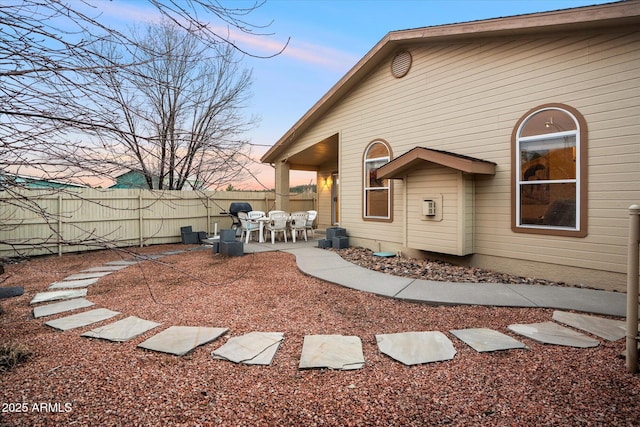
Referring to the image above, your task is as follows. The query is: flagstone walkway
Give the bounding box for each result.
[28,245,633,370]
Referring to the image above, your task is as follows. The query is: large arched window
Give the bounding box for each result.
[512,104,587,237]
[363,140,392,221]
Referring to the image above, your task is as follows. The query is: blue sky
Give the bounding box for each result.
[93,0,615,188]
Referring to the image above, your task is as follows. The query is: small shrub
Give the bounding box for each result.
[0,342,31,372]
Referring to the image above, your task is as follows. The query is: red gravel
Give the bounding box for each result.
[0,245,638,426]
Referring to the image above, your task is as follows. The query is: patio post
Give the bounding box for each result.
[275,160,290,213]
[627,204,640,373]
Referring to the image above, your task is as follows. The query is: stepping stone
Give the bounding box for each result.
[299,335,365,370]
[137,326,228,356]
[0,286,24,299]
[48,278,98,289]
[450,328,528,352]
[552,310,627,342]
[81,265,129,272]
[160,250,186,256]
[212,332,284,365]
[45,308,120,331]
[64,272,112,280]
[103,260,139,266]
[508,321,599,348]
[134,254,164,260]
[82,316,161,342]
[376,331,456,365]
[33,298,95,318]
[30,289,87,305]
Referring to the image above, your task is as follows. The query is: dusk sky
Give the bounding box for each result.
[88,0,614,189]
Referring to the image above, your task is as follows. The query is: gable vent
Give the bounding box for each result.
[391,50,412,78]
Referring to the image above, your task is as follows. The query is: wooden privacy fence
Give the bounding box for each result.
[0,188,317,258]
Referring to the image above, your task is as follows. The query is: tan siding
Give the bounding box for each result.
[272,29,639,287]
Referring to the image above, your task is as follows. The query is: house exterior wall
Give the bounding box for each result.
[273,28,640,291]
[405,166,475,256]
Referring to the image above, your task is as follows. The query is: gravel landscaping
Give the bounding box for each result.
[0,244,639,426]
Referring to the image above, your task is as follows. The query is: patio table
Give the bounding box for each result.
[255,217,270,243]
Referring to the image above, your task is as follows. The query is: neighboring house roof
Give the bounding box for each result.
[377,147,496,179]
[109,169,200,190]
[109,170,155,189]
[0,173,87,189]
[261,0,640,164]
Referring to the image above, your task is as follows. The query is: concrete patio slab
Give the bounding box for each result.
[508,321,599,348]
[552,310,627,341]
[82,316,161,342]
[137,326,228,356]
[33,298,95,318]
[48,278,98,289]
[376,331,456,365]
[395,280,538,307]
[63,272,112,280]
[450,328,528,352]
[30,289,87,305]
[299,335,365,370]
[81,265,129,273]
[45,308,120,331]
[212,332,284,365]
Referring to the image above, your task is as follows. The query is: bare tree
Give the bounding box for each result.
[1,1,281,181]
[0,0,285,258]
[60,21,257,190]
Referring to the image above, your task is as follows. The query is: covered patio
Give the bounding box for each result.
[262,133,339,231]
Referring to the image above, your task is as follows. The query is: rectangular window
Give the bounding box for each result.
[517,135,577,230]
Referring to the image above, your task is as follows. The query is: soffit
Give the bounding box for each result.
[377,147,496,179]
[283,134,339,171]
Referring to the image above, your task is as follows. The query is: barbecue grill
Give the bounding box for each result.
[221,202,253,233]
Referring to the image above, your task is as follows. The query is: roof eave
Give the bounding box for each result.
[377,147,496,179]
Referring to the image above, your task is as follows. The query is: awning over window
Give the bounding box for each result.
[377,147,496,179]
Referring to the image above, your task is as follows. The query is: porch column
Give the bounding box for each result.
[275,160,290,212]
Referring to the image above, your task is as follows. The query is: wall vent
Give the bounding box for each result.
[391,50,412,78]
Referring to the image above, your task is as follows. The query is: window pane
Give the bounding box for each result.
[366,142,389,159]
[366,159,388,188]
[520,182,576,227]
[366,189,389,217]
[521,110,577,137]
[520,136,576,181]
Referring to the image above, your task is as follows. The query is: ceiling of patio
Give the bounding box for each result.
[286,133,338,171]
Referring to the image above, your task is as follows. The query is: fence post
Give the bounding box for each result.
[57,193,63,256]
[627,204,640,373]
[138,194,144,247]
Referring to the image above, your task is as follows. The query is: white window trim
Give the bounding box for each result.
[515,107,581,232]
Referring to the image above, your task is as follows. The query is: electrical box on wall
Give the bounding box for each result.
[423,199,436,216]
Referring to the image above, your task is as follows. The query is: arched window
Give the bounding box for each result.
[512,104,587,237]
[363,140,392,220]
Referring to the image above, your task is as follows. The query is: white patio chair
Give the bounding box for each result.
[289,211,309,243]
[305,210,317,238]
[248,210,265,219]
[265,211,288,244]
[238,211,260,244]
